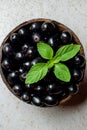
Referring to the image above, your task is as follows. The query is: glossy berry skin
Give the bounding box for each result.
[31,95,42,106]
[34,85,45,95]
[29,22,41,32]
[72,69,83,82]
[44,95,59,106]
[47,84,63,94]
[23,61,31,70]
[22,43,29,53]
[13,84,22,96]
[25,46,36,59]
[31,57,42,66]
[58,90,69,100]
[18,67,25,74]
[15,52,24,61]
[18,28,28,37]
[60,31,72,44]
[21,92,30,102]
[1,58,11,71]
[48,34,60,48]
[74,54,86,68]
[2,43,13,56]
[25,84,33,90]
[41,22,55,34]
[10,33,19,43]
[32,33,41,43]
[7,71,18,85]
[67,84,79,95]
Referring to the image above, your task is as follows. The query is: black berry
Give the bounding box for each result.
[1,58,11,71]
[44,95,58,106]
[29,22,41,32]
[47,84,63,94]
[32,33,41,43]
[7,71,18,85]
[74,54,86,68]
[48,34,60,48]
[34,85,45,95]
[72,69,83,82]
[2,43,13,56]
[13,84,22,96]
[18,28,28,37]
[17,67,25,74]
[67,84,79,95]
[31,95,42,106]
[15,52,24,61]
[60,30,72,44]
[10,33,19,43]
[41,22,55,34]
[31,57,42,66]
[22,43,29,53]
[21,92,30,102]
[23,61,31,70]
[25,46,36,59]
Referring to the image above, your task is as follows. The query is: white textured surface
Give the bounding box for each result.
[0,0,87,130]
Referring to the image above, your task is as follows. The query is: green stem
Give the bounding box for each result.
[47,56,61,69]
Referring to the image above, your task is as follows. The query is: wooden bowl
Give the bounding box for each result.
[0,18,85,106]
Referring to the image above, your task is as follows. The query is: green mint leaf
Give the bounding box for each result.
[54,63,71,82]
[37,42,54,59]
[55,44,80,61]
[25,63,48,84]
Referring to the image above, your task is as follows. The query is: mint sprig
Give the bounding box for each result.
[25,42,80,84]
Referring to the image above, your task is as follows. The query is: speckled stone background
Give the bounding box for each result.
[0,0,87,130]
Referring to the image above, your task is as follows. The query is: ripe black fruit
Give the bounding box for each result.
[21,92,30,102]
[25,46,36,59]
[25,84,33,90]
[74,54,86,68]
[48,34,60,47]
[29,22,41,32]
[10,33,19,43]
[32,33,41,43]
[15,52,24,61]
[22,43,29,53]
[61,30,72,44]
[31,57,42,66]
[1,58,11,71]
[3,43,13,56]
[7,71,18,85]
[18,28,28,37]
[58,90,69,100]
[31,95,42,106]
[13,84,22,95]
[44,95,58,106]
[47,84,63,94]
[17,67,25,74]
[41,22,55,34]
[72,69,83,82]
[34,85,45,95]
[67,84,79,95]
[23,61,31,70]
